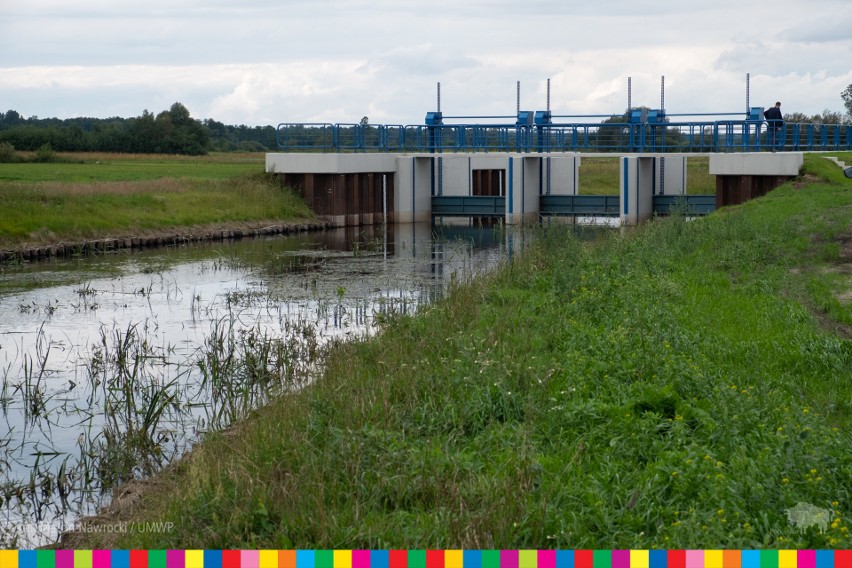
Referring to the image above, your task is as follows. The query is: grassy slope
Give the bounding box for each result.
[69,154,852,550]
[0,153,314,249]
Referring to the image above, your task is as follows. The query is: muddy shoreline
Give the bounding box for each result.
[0,220,331,263]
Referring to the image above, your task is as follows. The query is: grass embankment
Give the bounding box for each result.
[63,153,852,550]
[0,153,314,251]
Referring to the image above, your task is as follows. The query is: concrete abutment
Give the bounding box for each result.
[709,152,803,207]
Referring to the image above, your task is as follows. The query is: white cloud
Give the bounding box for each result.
[1,0,850,126]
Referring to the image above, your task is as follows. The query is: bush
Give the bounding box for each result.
[0,141,17,163]
[34,143,56,163]
[237,140,268,152]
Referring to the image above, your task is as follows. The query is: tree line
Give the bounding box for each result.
[0,102,277,156]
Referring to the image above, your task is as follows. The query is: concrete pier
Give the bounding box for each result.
[619,155,688,225]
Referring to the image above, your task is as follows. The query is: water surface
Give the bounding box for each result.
[0,223,522,547]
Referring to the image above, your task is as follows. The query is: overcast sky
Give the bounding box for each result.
[2,0,851,127]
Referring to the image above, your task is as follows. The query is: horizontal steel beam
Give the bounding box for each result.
[431,196,506,217]
[540,195,621,216]
[430,194,716,218]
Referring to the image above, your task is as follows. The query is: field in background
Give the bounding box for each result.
[0,152,264,183]
[578,156,714,195]
[0,153,313,250]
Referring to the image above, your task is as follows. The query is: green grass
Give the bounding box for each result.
[0,152,263,183]
[65,153,852,550]
[0,153,313,249]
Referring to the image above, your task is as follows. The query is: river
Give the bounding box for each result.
[0,222,524,547]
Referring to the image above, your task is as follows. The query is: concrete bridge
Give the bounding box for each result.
[265,152,804,226]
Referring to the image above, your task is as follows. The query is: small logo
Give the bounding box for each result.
[786,502,831,533]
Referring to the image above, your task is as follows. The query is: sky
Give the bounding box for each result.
[2,0,851,127]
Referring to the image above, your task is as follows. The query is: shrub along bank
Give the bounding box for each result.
[64,154,852,550]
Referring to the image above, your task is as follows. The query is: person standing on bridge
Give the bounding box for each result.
[764,101,784,151]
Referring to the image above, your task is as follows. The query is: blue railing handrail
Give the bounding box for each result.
[442,115,516,119]
[666,112,745,117]
[276,120,852,153]
[550,114,624,119]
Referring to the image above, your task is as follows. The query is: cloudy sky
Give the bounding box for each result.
[2,0,851,127]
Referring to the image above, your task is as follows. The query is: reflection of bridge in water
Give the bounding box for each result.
[268,104,846,226]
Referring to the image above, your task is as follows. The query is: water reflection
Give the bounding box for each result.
[0,223,520,547]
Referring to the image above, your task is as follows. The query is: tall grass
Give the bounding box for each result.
[61,155,852,550]
[0,173,313,249]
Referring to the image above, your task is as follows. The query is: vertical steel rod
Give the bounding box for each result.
[547,78,551,112]
[628,77,632,111]
[746,73,750,113]
[516,81,520,115]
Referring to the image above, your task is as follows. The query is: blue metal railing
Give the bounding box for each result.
[276,120,852,153]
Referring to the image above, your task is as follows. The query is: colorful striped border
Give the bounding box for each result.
[1,549,850,568]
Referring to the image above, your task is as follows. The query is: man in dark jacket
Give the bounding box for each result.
[764,102,784,150]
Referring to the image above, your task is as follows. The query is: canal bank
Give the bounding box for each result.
[56,155,852,550]
[0,155,316,262]
[0,220,330,263]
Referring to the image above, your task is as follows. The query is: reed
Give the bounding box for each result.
[20,324,52,421]
[196,315,322,431]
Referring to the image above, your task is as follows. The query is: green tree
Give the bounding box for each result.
[784,111,809,124]
[128,110,160,153]
[810,109,844,125]
[159,102,208,155]
[1,110,23,126]
[842,83,852,119]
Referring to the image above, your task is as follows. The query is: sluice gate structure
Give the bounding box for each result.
[267,75,844,226]
[266,151,804,227]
